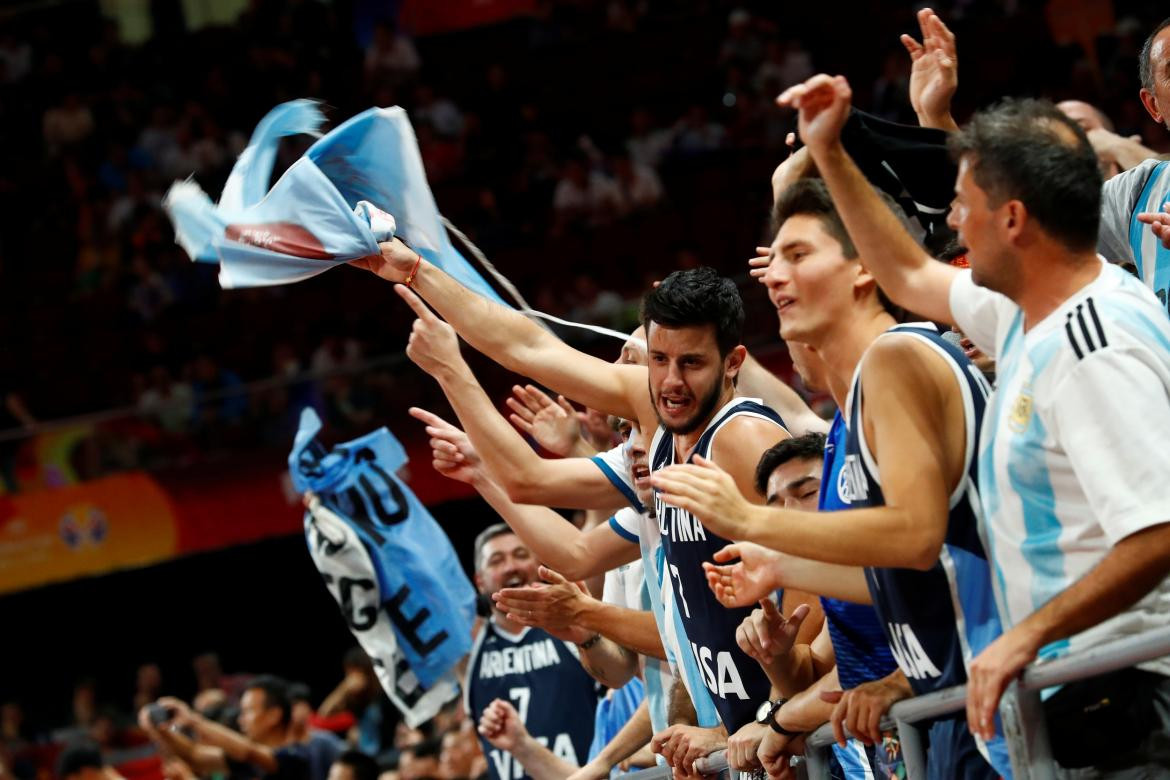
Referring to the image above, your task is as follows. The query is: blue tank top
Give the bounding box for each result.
[466,622,601,780]
[818,412,898,690]
[650,397,787,731]
[845,324,1010,778]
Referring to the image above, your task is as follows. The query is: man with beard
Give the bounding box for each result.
[465,525,603,780]
[360,253,798,775]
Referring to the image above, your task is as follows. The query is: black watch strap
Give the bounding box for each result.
[769,704,803,737]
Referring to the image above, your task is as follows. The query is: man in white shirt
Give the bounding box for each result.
[779,72,1170,774]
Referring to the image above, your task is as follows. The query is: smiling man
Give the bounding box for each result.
[761,72,1170,776]
[465,525,603,780]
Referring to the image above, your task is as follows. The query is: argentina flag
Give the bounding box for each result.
[164,100,504,303]
[290,408,478,726]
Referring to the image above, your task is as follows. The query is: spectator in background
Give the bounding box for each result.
[611,153,662,216]
[43,92,95,155]
[672,105,726,156]
[365,20,421,88]
[131,664,162,714]
[625,109,673,169]
[566,273,625,329]
[310,334,363,376]
[551,157,621,234]
[56,740,124,780]
[326,751,379,780]
[191,356,247,426]
[412,85,463,140]
[396,739,440,780]
[318,649,395,757]
[438,722,486,780]
[127,255,174,323]
[1057,99,1158,178]
[719,8,764,68]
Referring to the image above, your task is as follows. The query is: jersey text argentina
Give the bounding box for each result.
[465,623,600,780]
[650,397,785,731]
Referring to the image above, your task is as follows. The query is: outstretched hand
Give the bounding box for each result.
[408,406,484,485]
[493,565,593,643]
[776,74,853,154]
[1137,203,1170,250]
[505,384,582,457]
[703,542,785,608]
[650,455,755,539]
[901,7,959,130]
[396,284,467,379]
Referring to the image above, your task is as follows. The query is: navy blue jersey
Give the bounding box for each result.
[465,622,601,780]
[846,324,1009,777]
[650,397,787,732]
[818,412,898,690]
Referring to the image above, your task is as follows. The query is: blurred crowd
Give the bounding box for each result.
[5,1,1165,494]
[0,649,488,780]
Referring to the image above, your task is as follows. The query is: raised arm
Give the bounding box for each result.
[355,247,653,427]
[738,354,829,436]
[778,74,959,324]
[902,7,960,132]
[653,336,963,570]
[421,407,637,580]
[399,286,629,512]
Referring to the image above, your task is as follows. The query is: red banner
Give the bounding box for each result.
[400,0,536,36]
[0,438,476,596]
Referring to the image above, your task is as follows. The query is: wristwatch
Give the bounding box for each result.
[756,699,784,725]
[578,633,603,650]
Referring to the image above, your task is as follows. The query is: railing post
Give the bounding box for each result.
[802,742,832,780]
[999,680,1056,780]
[894,718,927,779]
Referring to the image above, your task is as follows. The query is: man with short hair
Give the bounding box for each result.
[145,676,343,780]
[778,71,1170,774]
[1097,17,1170,302]
[464,525,602,780]
[654,175,1007,776]
[363,253,798,775]
[326,751,380,780]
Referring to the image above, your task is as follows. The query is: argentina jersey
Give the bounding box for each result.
[845,323,1008,779]
[465,623,601,780]
[650,397,786,731]
[818,412,898,691]
[1098,158,1170,314]
[950,263,1170,677]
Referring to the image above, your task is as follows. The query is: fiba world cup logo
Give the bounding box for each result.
[59,505,109,550]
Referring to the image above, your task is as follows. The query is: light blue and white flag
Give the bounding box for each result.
[290,408,478,726]
[164,101,504,303]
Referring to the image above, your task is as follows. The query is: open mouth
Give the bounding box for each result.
[959,337,979,359]
[502,574,527,588]
[631,463,651,490]
[775,297,796,314]
[659,396,693,420]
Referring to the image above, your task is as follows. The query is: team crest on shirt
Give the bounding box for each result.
[1008,381,1034,433]
[838,455,867,502]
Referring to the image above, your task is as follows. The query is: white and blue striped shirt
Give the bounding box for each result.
[1098,158,1170,314]
[949,263,1170,672]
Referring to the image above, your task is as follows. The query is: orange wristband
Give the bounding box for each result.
[404,253,422,287]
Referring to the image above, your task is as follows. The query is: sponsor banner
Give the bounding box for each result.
[0,438,476,595]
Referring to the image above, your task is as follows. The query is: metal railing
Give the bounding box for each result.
[618,625,1170,779]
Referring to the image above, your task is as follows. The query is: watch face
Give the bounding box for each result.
[756,701,772,723]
